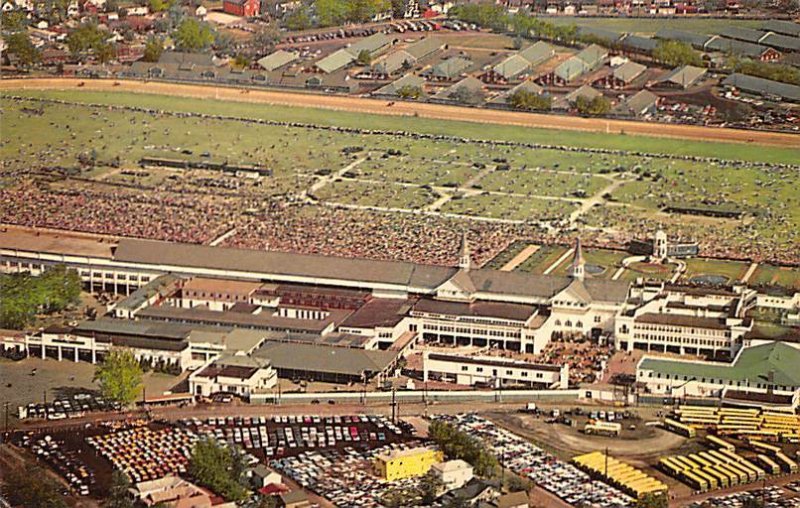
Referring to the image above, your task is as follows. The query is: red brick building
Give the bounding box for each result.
[223,0,259,17]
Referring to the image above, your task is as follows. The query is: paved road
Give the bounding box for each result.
[2,78,798,147]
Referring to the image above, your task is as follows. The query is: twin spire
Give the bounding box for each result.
[459,230,471,272]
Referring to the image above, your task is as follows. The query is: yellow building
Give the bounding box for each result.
[374,447,444,481]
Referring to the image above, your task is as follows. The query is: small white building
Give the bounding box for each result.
[431,459,473,491]
[189,355,277,398]
[422,351,569,389]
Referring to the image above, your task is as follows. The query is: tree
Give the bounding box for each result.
[233,54,251,68]
[143,36,164,62]
[390,0,405,18]
[1,10,28,32]
[67,22,108,59]
[575,95,612,115]
[396,84,422,99]
[96,43,116,64]
[419,470,444,504]
[451,85,485,105]
[380,486,420,507]
[637,493,668,508]
[189,438,249,502]
[315,0,348,26]
[284,6,312,30]
[253,22,280,52]
[174,18,214,52]
[653,40,702,67]
[507,89,551,111]
[0,265,81,329]
[1,465,67,508]
[257,495,278,508]
[104,471,134,508]
[428,421,498,478]
[149,0,172,12]
[94,348,143,406]
[5,31,40,69]
[355,49,372,65]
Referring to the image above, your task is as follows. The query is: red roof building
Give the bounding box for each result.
[223,0,259,17]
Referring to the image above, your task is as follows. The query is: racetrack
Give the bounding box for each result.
[1,77,798,147]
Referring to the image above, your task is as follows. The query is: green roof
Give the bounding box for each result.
[639,342,800,387]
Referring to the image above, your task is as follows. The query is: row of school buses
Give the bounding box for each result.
[659,406,800,493]
[573,451,669,500]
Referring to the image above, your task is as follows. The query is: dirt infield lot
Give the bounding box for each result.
[2,78,798,148]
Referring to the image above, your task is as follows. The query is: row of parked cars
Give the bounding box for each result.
[432,413,636,508]
[20,392,119,420]
[688,485,800,507]
[178,414,411,459]
[20,434,94,496]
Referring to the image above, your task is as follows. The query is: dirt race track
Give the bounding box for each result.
[2,77,799,148]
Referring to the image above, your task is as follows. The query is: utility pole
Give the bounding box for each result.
[390,388,398,424]
[3,401,10,437]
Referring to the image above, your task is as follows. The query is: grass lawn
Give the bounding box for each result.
[5,89,799,164]
[313,179,437,209]
[749,264,800,290]
[541,16,764,35]
[484,240,531,269]
[551,247,628,278]
[682,258,750,284]
[440,193,576,221]
[478,169,609,198]
[621,261,678,282]
[515,244,570,274]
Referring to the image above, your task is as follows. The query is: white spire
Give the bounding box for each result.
[458,230,471,272]
[569,238,585,281]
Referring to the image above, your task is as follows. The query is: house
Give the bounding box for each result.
[431,459,473,490]
[611,89,659,117]
[130,475,237,508]
[439,479,500,507]
[223,0,259,17]
[249,464,283,489]
[189,354,277,398]
[654,65,706,89]
[493,491,530,508]
[278,490,312,508]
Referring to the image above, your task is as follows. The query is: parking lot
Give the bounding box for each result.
[431,413,636,507]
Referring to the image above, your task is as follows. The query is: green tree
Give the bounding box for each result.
[1,465,67,508]
[507,89,551,111]
[284,6,312,30]
[653,40,702,67]
[104,471,134,508]
[149,0,172,12]
[428,421,498,477]
[233,54,251,68]
[67,22,108,59]
[257,495,278,508]
[315,0,348,26]
[0,266,81,329]
[637,492,668,508]
[419,470,444,504]
[253,22,280,51]
[451,85,485,105]
[174,18,215,51]
[96,43,116,63]
[380,486,420,507]
[1,10,28,32]
[355,48,372,65]
[189,438,249,502]
[575,95,612,115]
[5,31,40,69]
[445,494,469,508]
[94,348,143,406]
[396,84,422,99]
[143,36,164,62]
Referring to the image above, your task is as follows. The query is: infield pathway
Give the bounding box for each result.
[2,78,799,148]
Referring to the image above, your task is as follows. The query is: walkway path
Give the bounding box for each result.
[544,247,574,275]
[741,262,759,283]
[500,244,540,272]
[569,177,625,224]
[208,227,237,246]
[306,157,367,196]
